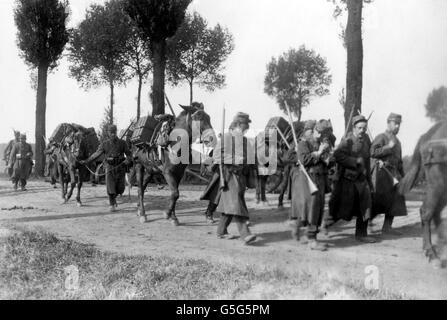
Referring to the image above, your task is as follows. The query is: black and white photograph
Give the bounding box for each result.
[0,0,446,302]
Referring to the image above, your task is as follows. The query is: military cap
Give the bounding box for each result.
[387,113,402,124]
[14,131,20,138]
[352,115,367,126]
[304,120,317,131]
[20,133,27,139]
[108,124,118,133]
[315,119,332,133]
[233,112,252,124]
[191,102,204,110]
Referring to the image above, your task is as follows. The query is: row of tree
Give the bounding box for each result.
[14,0,234,175]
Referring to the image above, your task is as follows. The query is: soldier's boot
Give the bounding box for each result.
[13,181,18,191]
[205,203,217,224]
[382,215,403,236]
[289,219,300,241]
[244,234,257,245]
[308,239,328,251]
[109,195,116,212]
[20,180,27,191]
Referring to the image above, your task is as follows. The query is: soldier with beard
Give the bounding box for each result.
[329,115,376,243]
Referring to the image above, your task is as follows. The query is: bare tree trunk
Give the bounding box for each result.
[345,0,364,131]
[151,40,166,116]
[110,80,114,124]
[189,79,193,106]
[137,75,142,120]
[34,61,49,177]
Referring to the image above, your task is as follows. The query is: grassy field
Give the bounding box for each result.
[0,228,411,300]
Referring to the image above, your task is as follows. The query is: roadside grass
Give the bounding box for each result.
[0,228,411,300]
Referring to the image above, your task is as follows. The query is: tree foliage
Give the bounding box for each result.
[14,0,70,176]
[264,45,332,120]
[68,0,131,89]
[425,86,447,122]
[125,0,192,115]
[166,12,234,105]
[68,0,132,122]
[14,0,70,70]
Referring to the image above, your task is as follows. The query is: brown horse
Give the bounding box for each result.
[133,106,215,224]
[399,121,447,268]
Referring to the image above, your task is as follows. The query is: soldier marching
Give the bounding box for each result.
[7,108,409,249]
[8,133,33,191]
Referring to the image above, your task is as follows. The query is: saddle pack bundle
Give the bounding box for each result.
[130,116,160,146]
[422,139,447,166]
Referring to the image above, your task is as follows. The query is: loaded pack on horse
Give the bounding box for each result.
[49,123,99,206]
[399,121,447,268]
[131,102,215,224]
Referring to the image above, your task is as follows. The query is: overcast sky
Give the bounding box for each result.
[1,0,446,155]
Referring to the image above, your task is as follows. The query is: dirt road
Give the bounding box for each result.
[0,177,446,299]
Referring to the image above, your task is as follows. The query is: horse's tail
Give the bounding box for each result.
[399,138,423,195]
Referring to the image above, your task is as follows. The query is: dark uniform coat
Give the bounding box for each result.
[213,132,253,217]
[329,133,373,222]
[9,142,33,181]
[88,138,131,196]
[287,138,328,226]
[370,132,407,217]
[200,167,222,205]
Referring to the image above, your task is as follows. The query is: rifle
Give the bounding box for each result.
[165,94,176,118]
[344,106,356,139]
[273,124,291,150]
[219,107,226,189]
[120,119,135,140]
[285,102,318,195]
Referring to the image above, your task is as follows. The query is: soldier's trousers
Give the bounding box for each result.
[105,167,126,205]
[217,214,251,238]
[256,175,267,202]
[12,178,26,188]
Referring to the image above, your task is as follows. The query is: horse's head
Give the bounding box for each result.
[68,131,88,160]
[177,104,216,146]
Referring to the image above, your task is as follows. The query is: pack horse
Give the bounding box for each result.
[132,104,215,224]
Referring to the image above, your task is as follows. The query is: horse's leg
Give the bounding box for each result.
[126,172,132,201]
[65,168,76,203]
[76,171,83,207]
[278,166,290,208]
[163,170,181,226]
[58,164,67,204]
[420,197,442,268]
[136,164,147,223]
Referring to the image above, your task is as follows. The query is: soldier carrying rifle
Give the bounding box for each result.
[286,120,332,251]
[370,113,407,235]
[212,112,257,245]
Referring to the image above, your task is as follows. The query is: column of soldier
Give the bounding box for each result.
[3,111,407,249]
[200,111,407,248]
